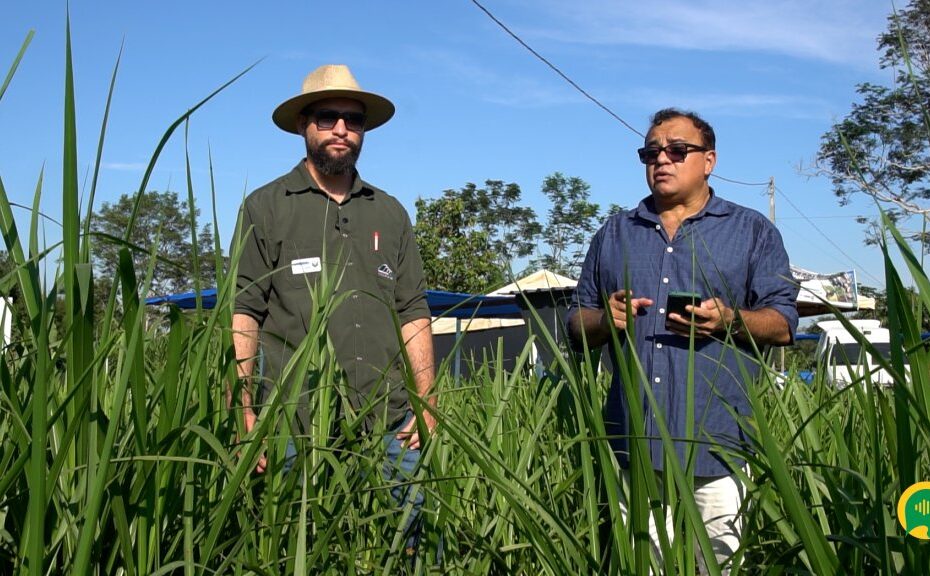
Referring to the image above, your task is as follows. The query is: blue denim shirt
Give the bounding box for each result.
[568,191,798,477]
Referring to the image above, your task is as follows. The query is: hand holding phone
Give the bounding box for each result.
[665,291,701,328]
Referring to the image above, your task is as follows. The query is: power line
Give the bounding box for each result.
[469,0,642,137]
[778,215,869,220]
[774,186,884,285]
[711,174,769,187]
[469,0,773,189]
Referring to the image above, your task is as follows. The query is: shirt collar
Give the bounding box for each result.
[631,186,729,224]
[282,160,374,201]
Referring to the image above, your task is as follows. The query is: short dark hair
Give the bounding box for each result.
[648,108,715,150]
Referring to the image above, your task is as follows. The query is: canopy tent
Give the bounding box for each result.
[145,288,218,309]
[145,265,871,320]
[424,290,521,319]
[145,287,521,319]
[144,265,877,380]
[488,269,577,295]
[430,269,577,336]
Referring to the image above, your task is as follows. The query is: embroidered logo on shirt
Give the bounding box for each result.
[377,263,394,280]
[291,257,321,275]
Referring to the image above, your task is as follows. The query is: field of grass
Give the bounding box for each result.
[2,24,930,576]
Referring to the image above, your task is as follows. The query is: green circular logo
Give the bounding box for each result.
[898,481,930,540]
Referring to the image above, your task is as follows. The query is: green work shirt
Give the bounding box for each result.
[233,161,430,431]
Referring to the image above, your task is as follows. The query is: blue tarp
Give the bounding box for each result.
[423,290,522,318]
[145,289,218,309]
[145,288,522,319]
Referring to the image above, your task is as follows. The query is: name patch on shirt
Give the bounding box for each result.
[291,257,322,275]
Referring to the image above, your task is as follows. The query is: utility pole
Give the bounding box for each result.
[768,177,775,223]
[767,177,786,372]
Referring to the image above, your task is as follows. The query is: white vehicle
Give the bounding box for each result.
[815,319,903,387]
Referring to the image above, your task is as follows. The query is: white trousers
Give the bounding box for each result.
[619,469,745,575]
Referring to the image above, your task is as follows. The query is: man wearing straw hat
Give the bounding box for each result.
[568,109,798,573]
[230,64,435,536]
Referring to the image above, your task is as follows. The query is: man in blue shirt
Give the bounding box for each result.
[567,108,798,571]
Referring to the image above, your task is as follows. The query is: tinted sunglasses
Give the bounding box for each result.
[637,142,709,165]
[305,108,367,132]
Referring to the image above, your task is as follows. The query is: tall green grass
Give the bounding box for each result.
[2,20,930,576]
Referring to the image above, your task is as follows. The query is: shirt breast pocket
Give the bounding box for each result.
[373,262,397,301]
[276,245,323,292]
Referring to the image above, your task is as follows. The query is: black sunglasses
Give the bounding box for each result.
[637,142,709,165]
[305,108,367,132]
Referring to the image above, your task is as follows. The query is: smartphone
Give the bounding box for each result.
[666,291,702,319]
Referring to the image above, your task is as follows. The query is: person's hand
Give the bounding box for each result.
[395,409,437,450]
[666,297,734,338]
[240,409,268,473]
[601,290,653,333]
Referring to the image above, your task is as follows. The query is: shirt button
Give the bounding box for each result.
[662,277,669,284]
[656,343,663,349]
[666,247,673,253]
[654,377,661,383]
[342,233,348,238]
[659,308,666,314]
[355,323,361,328]
[356,356,363,361]
[655,224,661,230]
[347,261,353,266]
[352,294,359,300]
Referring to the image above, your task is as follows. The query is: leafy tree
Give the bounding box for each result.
[816,0,930,252]
[854,284,930,332]
[457,180,542,271]
[605,203,625,218]
[89,190,218,298]
[414,194,503,293]
[415,175,609,289]
[531,172,601,278]
[415,179,541,292]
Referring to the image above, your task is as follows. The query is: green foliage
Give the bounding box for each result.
[415,175,611,290]
[4,16,930,575]
[531,172,602,277]
[90,190,219,297]
[855,284,930,332]
[414,194,503,292]
[457,180,542,267]
[817,0,930,251]
[414,180,541,292]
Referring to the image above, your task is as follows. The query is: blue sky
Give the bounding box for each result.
[0,0,909,291]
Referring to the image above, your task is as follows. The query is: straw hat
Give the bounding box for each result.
[272,64,395,134]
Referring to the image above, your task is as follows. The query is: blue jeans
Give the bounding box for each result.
[382,412,424,551]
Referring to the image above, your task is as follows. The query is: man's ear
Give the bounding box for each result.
[296,115,308,133]
[703,149,717,179]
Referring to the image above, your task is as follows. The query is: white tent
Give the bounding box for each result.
[488,269,577,296]
[431,270,576,335]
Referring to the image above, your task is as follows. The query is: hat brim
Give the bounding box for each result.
[272,89,395,134]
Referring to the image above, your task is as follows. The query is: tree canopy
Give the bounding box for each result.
[816,0,930,251]
[414,193,503,293]
[89,190,219,298]
[456,180,542,269]
[530,172,602,278]
[415,173,615,292]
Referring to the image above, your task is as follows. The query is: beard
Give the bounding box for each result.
[307,137,363,176]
